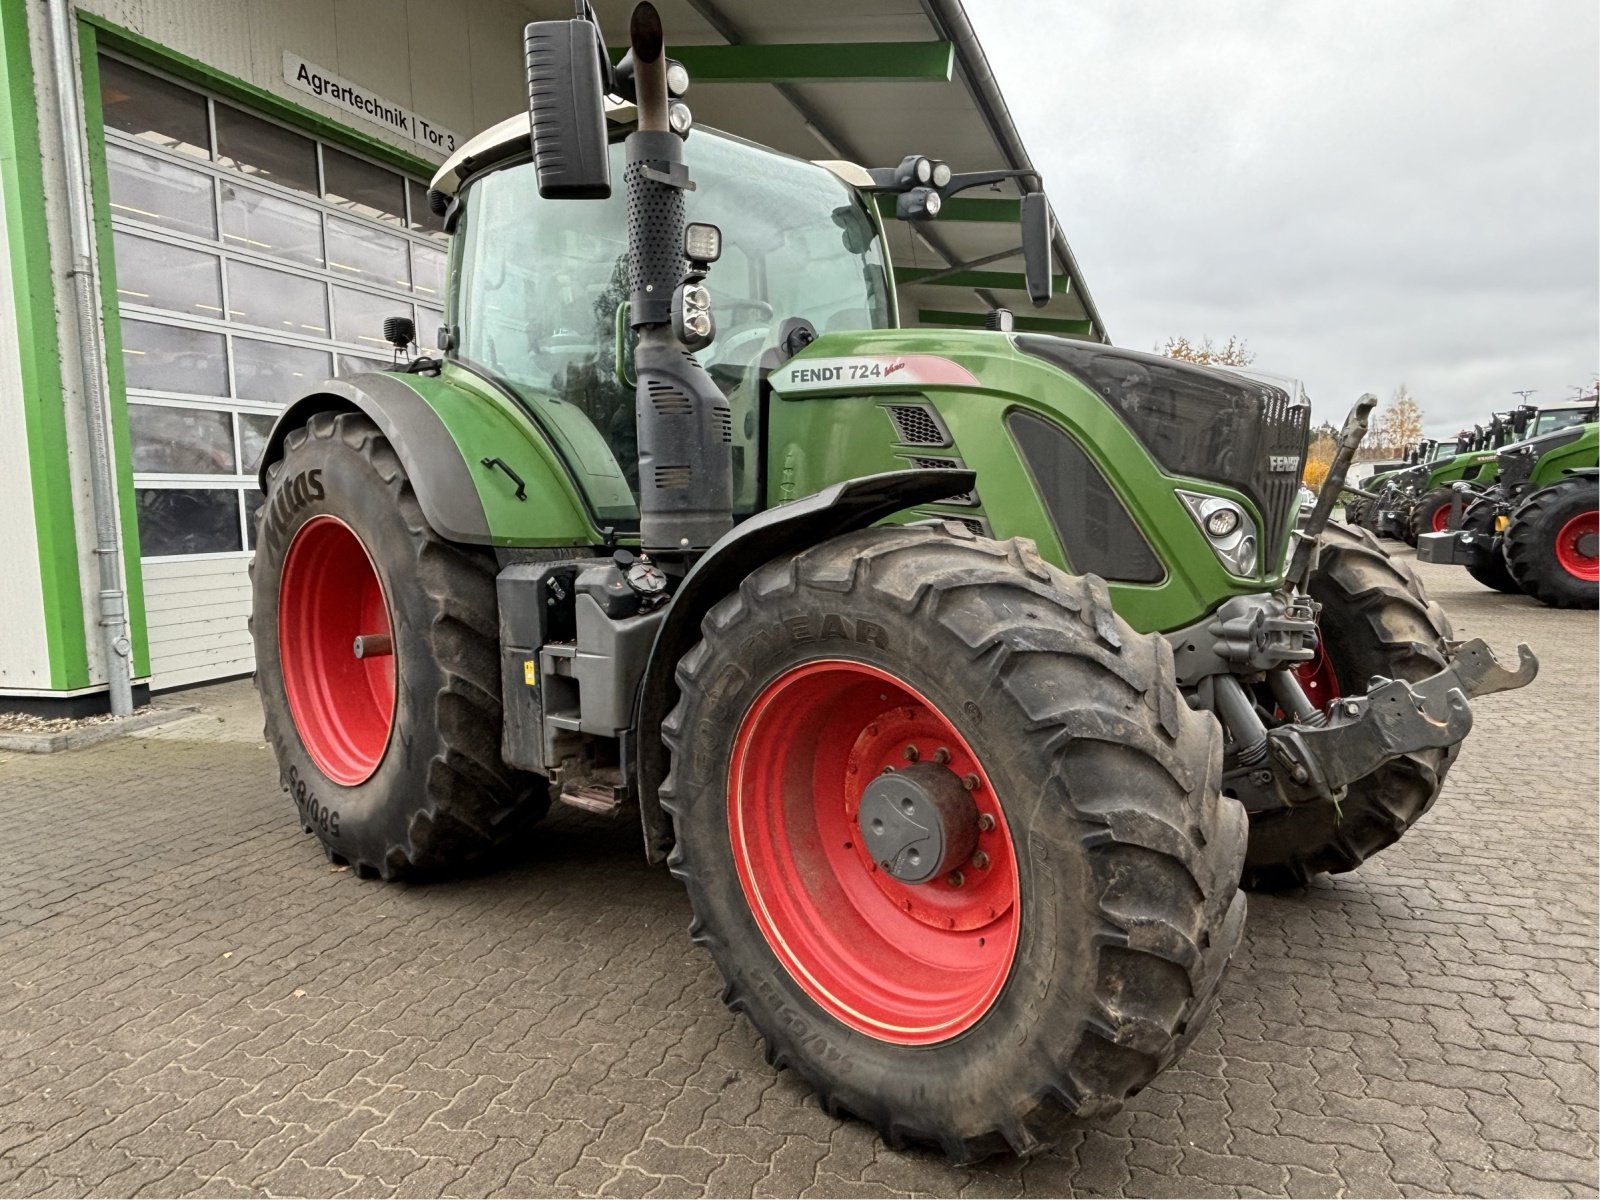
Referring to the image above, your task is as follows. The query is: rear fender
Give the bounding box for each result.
[632,469,977,863]
[258,371,596,546]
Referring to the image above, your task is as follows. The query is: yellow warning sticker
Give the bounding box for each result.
[523,660,537,686]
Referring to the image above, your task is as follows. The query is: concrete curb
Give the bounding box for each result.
[0,705,203,754]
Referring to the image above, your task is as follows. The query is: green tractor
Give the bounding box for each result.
[1418,402,1599,607]
[250,3,1537,1159]
[1374,414,1528,545]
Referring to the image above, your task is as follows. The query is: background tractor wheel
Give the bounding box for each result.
[662,524,1246,1161]
[1243,520,1458,890]
[1503,478,1600,609]
[1409,486,1460,543]
[1461,504,1523,595]
[251,411,549,880]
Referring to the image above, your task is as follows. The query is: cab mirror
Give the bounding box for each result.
[1020,193,1053,307]
[524,18,612,199]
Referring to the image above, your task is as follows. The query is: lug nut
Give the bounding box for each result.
[933,747,950,764]
[903,745,920,762]
[972,850,990,870]
[881,765,895,774]
[977,812,996,832]
[946,870,965,888]
[963,773,980,791]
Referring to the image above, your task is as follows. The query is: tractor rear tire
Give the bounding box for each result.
[1502,478,1600,608]
[1242,520,1458,890]
[661,523,1246,1161]
[251,411,549,880]
[1409,486,1459,543]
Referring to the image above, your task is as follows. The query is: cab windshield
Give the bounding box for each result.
[1531,407,1591,438]
[451,129,894,522]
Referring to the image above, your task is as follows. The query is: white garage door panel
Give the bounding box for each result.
[143,559,254,688]
[103,54,444,689]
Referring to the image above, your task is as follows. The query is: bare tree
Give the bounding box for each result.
[1159,335,1256,367]
[1368,384,1424,457]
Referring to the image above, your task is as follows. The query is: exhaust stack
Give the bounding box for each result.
[623,3,733,553]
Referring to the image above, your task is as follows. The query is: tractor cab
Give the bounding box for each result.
[433,117,896,523]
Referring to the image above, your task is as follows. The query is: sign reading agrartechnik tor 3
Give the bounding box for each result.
[283,53,460,157]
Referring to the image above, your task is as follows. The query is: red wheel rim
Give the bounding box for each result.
[1293,628,1341,709]
[1430,504,1452,533]
[278,515,396,785]
[1555,511,1599,581]
[728,660,1019,1045]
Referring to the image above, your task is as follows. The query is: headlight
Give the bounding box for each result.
[1178,490,1259,577]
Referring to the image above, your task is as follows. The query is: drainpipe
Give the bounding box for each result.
[44,0,134,716]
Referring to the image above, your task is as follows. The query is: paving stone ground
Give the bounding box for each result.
[0,549,1595,1198]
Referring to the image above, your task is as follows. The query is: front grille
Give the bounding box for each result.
[1497,448,1536,493]
[1248,387,1312,570]
[1014,336,1309,572]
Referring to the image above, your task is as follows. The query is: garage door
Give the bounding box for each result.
[99,55,447,689]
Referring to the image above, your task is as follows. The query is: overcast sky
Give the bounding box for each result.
[966,0,1599,436]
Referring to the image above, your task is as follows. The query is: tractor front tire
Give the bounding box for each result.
[1243,521,1458,890]
[251,411,549,880]
[662,524,1246,1160]
[1502,478,1600,608]
[1409,486,1460,543]
[1461,504,1522,596]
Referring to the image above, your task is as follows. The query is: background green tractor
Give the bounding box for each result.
[1419,405,1599,607]
[1375,413,1525,545]
[249,1,1535,1160]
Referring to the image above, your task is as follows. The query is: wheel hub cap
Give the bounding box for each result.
[857,763,978,884]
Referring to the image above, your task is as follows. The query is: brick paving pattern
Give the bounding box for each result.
[0,551,1595,1197]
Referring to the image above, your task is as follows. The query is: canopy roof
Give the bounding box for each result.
[438,0,1107,341]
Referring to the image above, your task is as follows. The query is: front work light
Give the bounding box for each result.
[684,222,721,264]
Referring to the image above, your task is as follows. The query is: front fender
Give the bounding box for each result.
[631,469,977,863]
[259,370,598,547]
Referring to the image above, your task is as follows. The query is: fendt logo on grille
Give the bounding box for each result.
[1268,455,1300,473]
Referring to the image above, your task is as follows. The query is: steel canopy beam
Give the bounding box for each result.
[919,309,1094,336]
[608,42,954,83]
[897,268,1069,291]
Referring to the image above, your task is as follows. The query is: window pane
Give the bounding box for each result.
[336,354,388,378]
[98,57,209,159]
[239,413,276,474]
[245,488,265,549]
[332,286,406,352]
[214,104,318,194]
[416,306,445,352]
[121,319,227,396]
[128,404,236,473]
[323,147,404,224]
[407,179,445,234]
[136,488,242,556]
[227,261,329,337]
[106,144,216,238]
[326,215,409,288]
[219,182,323,267]
[112,232,221,318]
[411,243,445,302]
[232,338,331,404]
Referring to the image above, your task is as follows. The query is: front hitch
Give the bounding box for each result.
[1231,637,1538,810]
